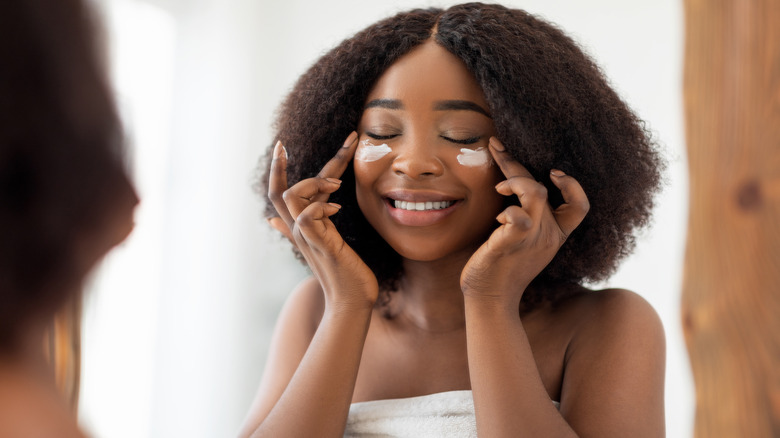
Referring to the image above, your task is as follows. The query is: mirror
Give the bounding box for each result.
[79,0,690,436]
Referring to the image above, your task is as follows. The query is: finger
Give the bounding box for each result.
[496,205,534,231]
[267,216,297,247]
[495,177,549,225]
[295,202,343,253]
[549,169,590,237]
[317,131,359,180]
[268,140,295,227]
[283,177,342,220]
[487,206,534,254]
[488,137,534,180]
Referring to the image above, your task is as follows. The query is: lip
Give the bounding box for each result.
[383,190,462,227]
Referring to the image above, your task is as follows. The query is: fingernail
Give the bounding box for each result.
[328,202,342,209]
[495,180,508,190]
[325,178,342,185]
[343,131,358,148]
[273,140,285,159]
[550,169,565,177]
[489,137,505,151]
[267,217,281,229]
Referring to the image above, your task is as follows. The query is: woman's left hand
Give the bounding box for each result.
[460,137,590,308]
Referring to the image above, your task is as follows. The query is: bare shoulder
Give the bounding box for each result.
[568,288,665,347]
[560,287,666,371]
[280,276,326,334]
[0,364,85,438]
[237,276,326,436]
[556,288,666,437]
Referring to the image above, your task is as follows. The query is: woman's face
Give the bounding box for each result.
[354,40,505,262]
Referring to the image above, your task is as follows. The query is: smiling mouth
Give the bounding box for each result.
[390,199,456,211]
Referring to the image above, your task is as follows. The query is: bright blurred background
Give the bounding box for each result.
[79,0,691,436]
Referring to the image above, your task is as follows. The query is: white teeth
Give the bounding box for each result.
[393,200,454,211]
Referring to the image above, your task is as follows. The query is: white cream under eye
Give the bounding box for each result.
[355,139,392,162]
[456,147,491,167]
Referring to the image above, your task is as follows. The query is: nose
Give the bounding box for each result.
[391,138,444,179]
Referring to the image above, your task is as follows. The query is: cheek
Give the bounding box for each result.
[453,158,505,208]
[353,158,379,188]
[353,140,391,203]
[446,147,501,183]
[353,159,384,214]
[455,147,491,168]
[355,141,391,162]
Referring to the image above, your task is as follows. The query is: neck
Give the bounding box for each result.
[390,249,475,333]
[1,321,53,383]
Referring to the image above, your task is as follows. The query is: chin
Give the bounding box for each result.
[388,239,482,264]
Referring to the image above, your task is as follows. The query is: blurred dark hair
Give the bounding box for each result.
[0,0,138,351]
[258,3,664,306]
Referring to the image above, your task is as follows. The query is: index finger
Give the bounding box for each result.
[488,137,534,180]
[317,131,359,179]
[268,140,294,227]
[549,170,590,237]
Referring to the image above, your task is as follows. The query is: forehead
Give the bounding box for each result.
[365,40,489,108]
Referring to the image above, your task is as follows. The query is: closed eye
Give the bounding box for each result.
[366,132,399,141]
[442,135,482,145]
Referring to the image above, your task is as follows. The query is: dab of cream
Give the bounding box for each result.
[456,147,491,167]
[355,139,391,162]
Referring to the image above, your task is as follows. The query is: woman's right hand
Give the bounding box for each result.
[268,131,378,309]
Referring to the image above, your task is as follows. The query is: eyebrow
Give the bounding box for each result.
[434,100,492,118]
[364,98,492,119]
[364,99,404,110]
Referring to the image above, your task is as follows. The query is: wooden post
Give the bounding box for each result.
[682,0,780,436]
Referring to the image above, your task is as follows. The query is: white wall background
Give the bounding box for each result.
[79,0,692,437]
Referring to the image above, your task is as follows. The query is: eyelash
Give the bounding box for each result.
[366,132,397,141]
[366,132,482,145]
[442,135,481,145]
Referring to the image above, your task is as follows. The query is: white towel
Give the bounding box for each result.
[344,390,561,438]
[344,390,476,438]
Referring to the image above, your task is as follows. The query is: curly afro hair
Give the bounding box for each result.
[258,2,664,306]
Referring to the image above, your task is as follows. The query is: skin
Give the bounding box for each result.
[0,335,86,438]
[241,40,665,437]
[0,204,136,438]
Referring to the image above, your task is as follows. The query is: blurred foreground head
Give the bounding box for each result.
[0,0,138,353]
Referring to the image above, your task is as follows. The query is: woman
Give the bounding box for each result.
[0,0,138,436]
[241,3,665,437]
